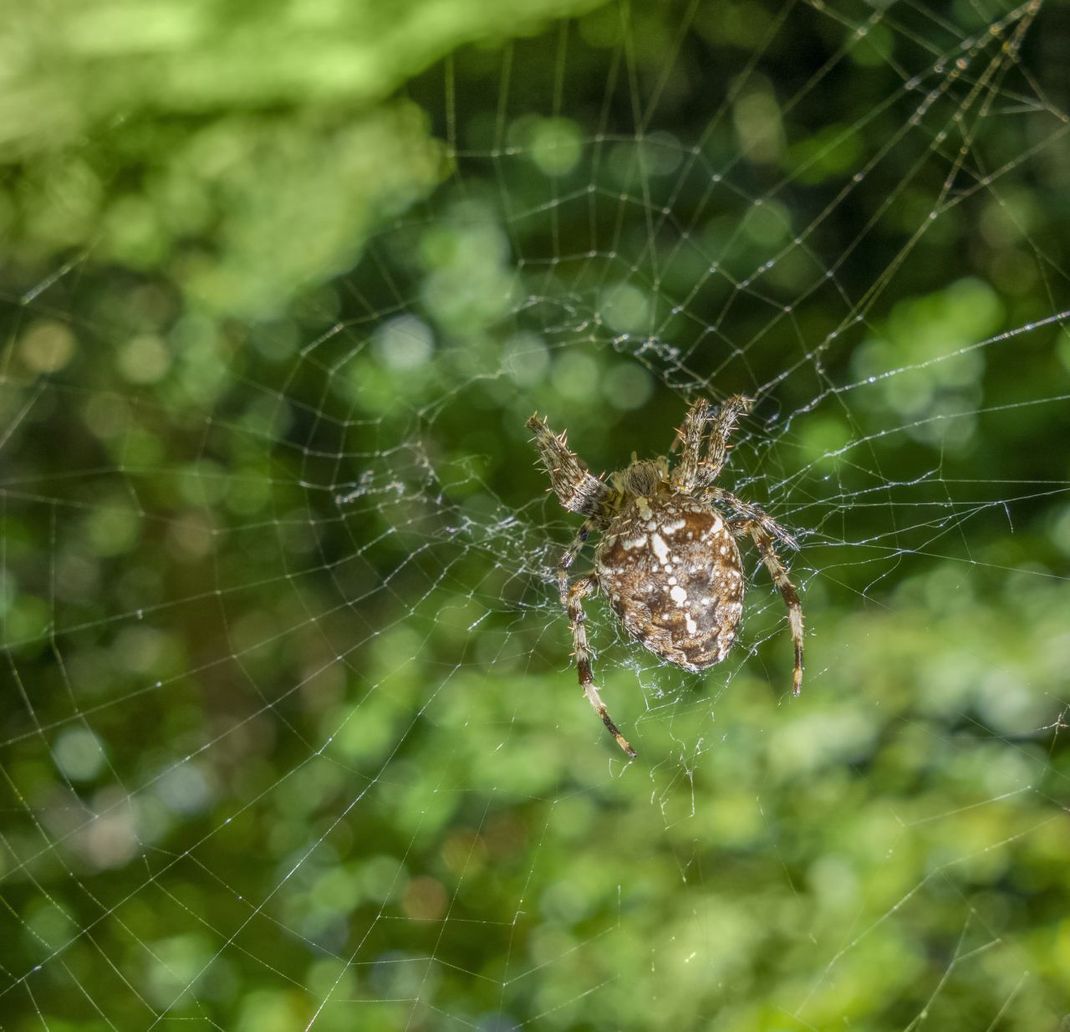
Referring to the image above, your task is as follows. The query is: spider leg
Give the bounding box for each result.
[700,486,800,551]
[703,394,753,482]
[566,573,636,758]
[671,395,753,492]
[557,521,594,605]
[734,520,804,697]
[527,414,611,518]
[670,398,713,492]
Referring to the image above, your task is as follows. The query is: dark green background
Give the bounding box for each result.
[2,0,1069,1028]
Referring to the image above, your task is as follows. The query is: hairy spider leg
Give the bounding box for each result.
[671,395,754,492]
[557,522,593,605]
[700,486,800,552]
[526,414,610,517]
[703,394,754,481]
[670,398,714,492]
[566,573,637,758]
[734,520,804,697]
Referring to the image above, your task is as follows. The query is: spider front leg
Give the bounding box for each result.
[704,394,753,480]
[735,520,804,697]
[671,395,753,493]
[565,573,636,758]
[527,414,611,517]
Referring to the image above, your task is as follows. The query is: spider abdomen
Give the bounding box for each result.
[596,501,744,672]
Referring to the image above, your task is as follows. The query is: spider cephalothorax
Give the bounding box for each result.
[527,396,803,758]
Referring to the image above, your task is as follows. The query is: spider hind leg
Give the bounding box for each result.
[566,573,636,758]
[737,521,804,697]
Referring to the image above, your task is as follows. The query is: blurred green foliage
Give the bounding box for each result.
[2,0,1070,1029]
[0,0,604,316]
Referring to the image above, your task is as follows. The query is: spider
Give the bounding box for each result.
[527,396,803,758]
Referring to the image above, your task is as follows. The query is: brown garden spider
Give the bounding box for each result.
[527,396,803,758]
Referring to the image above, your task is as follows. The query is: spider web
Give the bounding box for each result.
[3,0,1070,1028]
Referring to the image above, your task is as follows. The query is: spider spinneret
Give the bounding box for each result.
[527,395,803,758]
